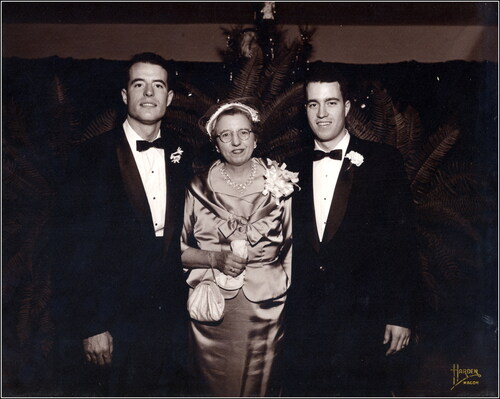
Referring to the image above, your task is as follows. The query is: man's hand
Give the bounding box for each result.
[383,324,410,356]
[83,331,113,366]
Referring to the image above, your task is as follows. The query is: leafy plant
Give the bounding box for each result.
[347,82,495,320]
[3,98,56,393]
[217,25,315,162]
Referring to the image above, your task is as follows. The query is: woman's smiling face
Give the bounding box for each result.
[214,113,256,167]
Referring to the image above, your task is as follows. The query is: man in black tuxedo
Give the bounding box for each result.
[51,53,192,396]
[283,62,418,396]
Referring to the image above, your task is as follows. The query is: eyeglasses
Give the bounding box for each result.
[215,129,253,143]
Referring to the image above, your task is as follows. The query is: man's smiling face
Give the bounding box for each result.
[121,62,173,129]
[306,81,350,150]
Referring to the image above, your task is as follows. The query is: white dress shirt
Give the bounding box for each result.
[123,120,167,237]
[313,131,350,241]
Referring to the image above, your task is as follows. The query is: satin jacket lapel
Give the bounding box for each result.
[301,153,321,253]
[321,138,358,245]
[115,128,154,230]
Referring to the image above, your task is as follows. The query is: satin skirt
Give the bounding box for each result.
[189,289,285,397]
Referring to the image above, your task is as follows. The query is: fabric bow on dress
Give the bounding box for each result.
[218,216,265,246]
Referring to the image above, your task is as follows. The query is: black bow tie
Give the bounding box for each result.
[313,149,343,161]
[136,137,166,152]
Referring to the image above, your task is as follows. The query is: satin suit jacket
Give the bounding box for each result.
[283,135,418,393]
[52,125,192,344]
[182,158,292,303]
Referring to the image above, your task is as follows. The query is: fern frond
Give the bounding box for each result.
[347,105,378,142]
[424,162,496,226]
[51,75,66,106]
[419,252,442,311]
[261,105,304,150]
[164,108,201,131]
[38,307,55,357]
[228,46,264,99]
[259,84,304,147]
[418,229,461,310]
[3,249,31,305]
[219,25,244,63]
[32,73,82,181]
[174,81,216,115]
[17,282,34,345]
[257,127,306,162]
[2,139,53,198]
[2,218,23,247]
[3,100,32,149]
[162,110,210,148]
[427,234,464,283]
[369,82,397,145]
[29,279,52,320]
[260,83,304,123]
[393,106,409,157]
[411,125,460,198]
[82,108,120,142]
[2,100,51,184]
[416,202,480,241]
[260,41,301,105]
[400,106,424,180]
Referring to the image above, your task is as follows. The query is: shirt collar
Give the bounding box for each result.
[314,129,350,155]
[123,120,162,153]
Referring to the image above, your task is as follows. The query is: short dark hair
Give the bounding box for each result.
[123,52,176,90]
[305,61,350,102]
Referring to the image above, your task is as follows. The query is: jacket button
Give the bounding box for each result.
[319,266,326,272]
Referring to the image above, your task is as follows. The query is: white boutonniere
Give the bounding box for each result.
[345,151,364,168]
[262,158,300,205]
[170,147,183,163]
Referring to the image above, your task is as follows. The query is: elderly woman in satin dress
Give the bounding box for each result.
[181,99,298,396]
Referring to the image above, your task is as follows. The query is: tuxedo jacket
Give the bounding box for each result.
[52,125,192,343]
[284,135,418,346]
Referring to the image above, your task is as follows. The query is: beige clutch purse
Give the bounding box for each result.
[187,268,225,322]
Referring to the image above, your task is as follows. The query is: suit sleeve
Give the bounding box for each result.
[51,141,110,339]
[381,148,418,328]
[62,139,121,339]
[180,187,196,257]
[280,196,293,286]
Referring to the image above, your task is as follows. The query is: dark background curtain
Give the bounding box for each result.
[2,56,498,396]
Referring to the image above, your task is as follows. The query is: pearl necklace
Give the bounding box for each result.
[220,159,257,194]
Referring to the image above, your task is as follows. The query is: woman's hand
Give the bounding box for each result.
[211,250,247,277]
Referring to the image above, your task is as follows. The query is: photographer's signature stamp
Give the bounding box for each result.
[450,363,482,390]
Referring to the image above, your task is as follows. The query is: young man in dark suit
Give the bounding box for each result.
[51,53,192,396]
[283,62,418,396]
